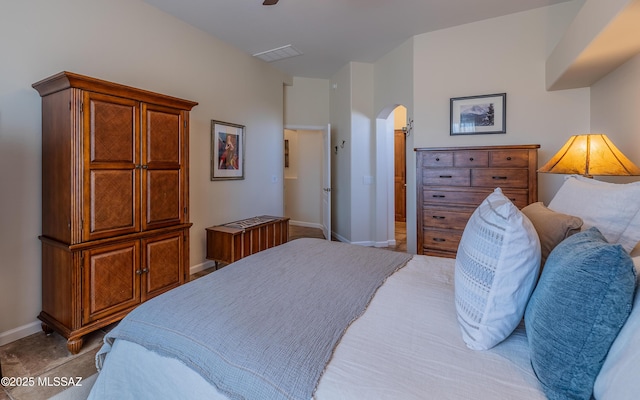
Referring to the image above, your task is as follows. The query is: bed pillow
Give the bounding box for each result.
[524,227,636,400]
[593,256,640,400]
[547,175,640,252]
[521,202,583,269]
[454,188,540,350]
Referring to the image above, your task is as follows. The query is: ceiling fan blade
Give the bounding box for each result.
[263,0,279,5]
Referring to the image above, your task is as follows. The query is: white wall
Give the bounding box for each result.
[373,39,414,248]
[408,3,590,252]
[350,63,376,245]
[284,77,330,128]
[327,62,377,245]
[330,65,352,241]
[590,53,640,182]
[0,0,290,343]
[374,38,415,118]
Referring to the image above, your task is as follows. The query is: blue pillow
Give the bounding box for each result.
[524,227,636,400]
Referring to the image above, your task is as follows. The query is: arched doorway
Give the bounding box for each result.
[374,104,410,251]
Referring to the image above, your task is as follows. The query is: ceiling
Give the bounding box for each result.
[144,0,573,79]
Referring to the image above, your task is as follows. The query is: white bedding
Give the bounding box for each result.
[89,254,544,400]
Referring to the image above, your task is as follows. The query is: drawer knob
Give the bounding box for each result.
[469,157,474,161]
[432,215,445,220]
[506,157,512,160]
[432,238,446,242]
[439,175,452,178]
[435,157,440,161]
[432,194,446,198]
[492,176,508,180]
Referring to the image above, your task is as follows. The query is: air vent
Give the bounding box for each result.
[253,45,302,62]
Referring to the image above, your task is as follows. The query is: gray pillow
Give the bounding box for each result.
[524,227,636,400]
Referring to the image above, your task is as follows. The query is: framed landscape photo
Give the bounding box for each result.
[450,93,506,135]
[211,120,245,180]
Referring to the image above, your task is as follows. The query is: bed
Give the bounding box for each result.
[89,177,640,400]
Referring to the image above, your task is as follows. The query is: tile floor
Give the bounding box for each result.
[0,223,407,399]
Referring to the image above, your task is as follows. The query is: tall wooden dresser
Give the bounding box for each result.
[416,144,539,258]
[33,72,197,353]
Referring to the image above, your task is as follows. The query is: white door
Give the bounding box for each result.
[322,124,331,240]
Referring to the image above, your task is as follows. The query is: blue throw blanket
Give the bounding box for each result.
[97,238,412,400]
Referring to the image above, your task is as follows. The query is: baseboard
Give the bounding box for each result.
[331,232,377,247]
[0,320,42,346]
[289,220,323,230]
[332,232,375,247]
[350,240,376,247]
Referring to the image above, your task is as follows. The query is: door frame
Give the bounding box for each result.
[374,105,412,250]
[283,125,331,239]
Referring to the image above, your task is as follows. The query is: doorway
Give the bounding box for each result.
[392,106,407,252]
[283,126,331,239]
[394,128,407,252]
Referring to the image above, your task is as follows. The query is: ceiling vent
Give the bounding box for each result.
[253,45,302,62]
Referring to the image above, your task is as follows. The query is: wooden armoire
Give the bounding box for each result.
[33,72,197,354]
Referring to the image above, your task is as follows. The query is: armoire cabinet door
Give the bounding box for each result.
[82,241,141,325]
[141,104,187,230]
[141,230,185,301]
[83,92,140,242]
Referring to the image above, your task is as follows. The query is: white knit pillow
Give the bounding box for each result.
[548,175,640,252]
[455,188,541,350]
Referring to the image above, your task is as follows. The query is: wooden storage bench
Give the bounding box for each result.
[206,216,290,266]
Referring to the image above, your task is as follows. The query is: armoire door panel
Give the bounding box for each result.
[142,231,183,301]
[142,104,183,166]
[143,170,182,228]
[83,241,140,324]
[88,169,139,239]
[86,92,139,164]
[84,92,141,242]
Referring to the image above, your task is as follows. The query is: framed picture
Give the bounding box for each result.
[211,120,245,180]
[450,93,506,135]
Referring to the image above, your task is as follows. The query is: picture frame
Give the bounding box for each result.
[450,93,506,135]
[211,120,245,180]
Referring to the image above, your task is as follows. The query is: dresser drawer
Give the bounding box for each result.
[422,152,453,167]
[424,188,486,205]
[423,168,470,186]
[489,150,530,167]
[501,190,529,208]
[422,229,462,253]
[454,151,489,167]
[471,168,528,188]
[424,188,529,207]
[423,207,473,230]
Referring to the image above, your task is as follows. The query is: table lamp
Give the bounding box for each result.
[538,134,640,178]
